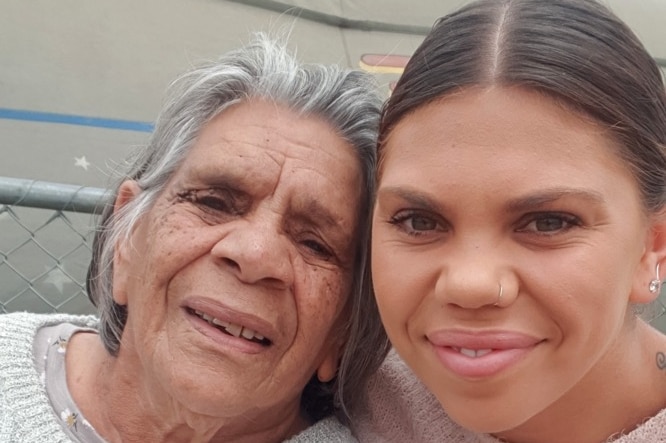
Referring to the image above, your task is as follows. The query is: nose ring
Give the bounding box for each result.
[494,284,503,307]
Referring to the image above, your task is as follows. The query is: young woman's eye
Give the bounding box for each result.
[517,212,581,234]
[389,211,441,236]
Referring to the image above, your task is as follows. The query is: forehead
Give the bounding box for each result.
[174,99,364,221]
[195,100,356,164]
[381,86,630,181]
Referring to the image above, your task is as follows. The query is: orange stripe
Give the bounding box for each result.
[359,54,410,74]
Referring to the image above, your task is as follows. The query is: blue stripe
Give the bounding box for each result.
[0,108,154,133]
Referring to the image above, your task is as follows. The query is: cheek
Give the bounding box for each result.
[299,270,350,335]
[320,273,349,318]
[112,220,155,305]
[525,249,631,339]
[372,248,411,340]
[151,220,220,278]
[118,214,223,306]
[372,242,430,316]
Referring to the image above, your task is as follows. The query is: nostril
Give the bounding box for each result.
[222,257,240,272]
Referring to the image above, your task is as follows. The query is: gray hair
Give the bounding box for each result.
[87,33,389,423]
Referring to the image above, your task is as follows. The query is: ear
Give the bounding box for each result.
[316,298,354,382]
[111,180,142,306]
[115,180,142,210]
[316,339,344,383]
[630,210,666,304]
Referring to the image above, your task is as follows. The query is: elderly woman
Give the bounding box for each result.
[0,35,388,442]
[358,0,666,442]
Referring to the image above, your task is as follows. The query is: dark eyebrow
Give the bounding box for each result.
[293,200,356,255]
[292,199,355,246]
[191,167,348,229]
[299,200,341,228]
[376,186,443,212]
[297,200,351,237]
[377,186,605,213]
[505,188,605,212]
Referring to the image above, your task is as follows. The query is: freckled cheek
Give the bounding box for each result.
[305,272,350,321]
[135,217,216,286]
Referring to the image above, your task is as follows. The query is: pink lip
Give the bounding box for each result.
[183,297,278,354]
[427,329,541,379]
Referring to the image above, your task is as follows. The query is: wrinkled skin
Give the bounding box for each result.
[67,100,363,442]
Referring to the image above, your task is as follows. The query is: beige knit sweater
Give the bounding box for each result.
[354,350,666,443]
[0,312,356,443]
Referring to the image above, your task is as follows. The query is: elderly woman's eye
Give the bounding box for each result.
[178,189,237,214]
[197,195,232,212]
[301,239,333,259]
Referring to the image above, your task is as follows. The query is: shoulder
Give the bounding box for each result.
[0,312,98,384]
[352,349,491,442]
[0,312,98,334]
[0,312,88,442]
[0,312,96,354]
[285,416,357,443]
[608,406,666,442]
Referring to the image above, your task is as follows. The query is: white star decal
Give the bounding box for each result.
[43,267,69,293]
[74,156,90,171]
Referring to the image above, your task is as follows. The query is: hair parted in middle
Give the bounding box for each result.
[380,0,666,214]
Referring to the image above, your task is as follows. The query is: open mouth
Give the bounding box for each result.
[187,307,272,346]
[452,347,493,358]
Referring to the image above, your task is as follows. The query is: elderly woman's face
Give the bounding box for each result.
[112,100,362,422]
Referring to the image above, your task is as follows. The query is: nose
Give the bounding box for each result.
[436,243,511,309]
[210,217,293,289]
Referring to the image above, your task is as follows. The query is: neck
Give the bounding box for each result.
[494,321,666,443]
[66,332,309,443]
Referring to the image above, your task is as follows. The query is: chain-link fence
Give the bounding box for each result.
[0,176,110,315]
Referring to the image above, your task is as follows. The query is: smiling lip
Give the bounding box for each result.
[183,297,277,354]
[427,329,541,379]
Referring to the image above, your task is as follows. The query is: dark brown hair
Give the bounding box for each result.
[380,0,666,212]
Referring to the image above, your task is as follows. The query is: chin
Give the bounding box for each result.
[441,400,534,435]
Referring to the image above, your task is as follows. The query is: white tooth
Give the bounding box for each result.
[459,348,477,358]
[211,318,229,328]
[194,310,204,316]
[202,313,213,322]
[476,349,492,357]
[241,328,256,340]
[225,323,242,337]
[255,333,265,341]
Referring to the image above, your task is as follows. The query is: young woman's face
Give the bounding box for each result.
[372,87,659,434]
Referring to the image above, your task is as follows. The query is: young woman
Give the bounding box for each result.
[358,0,666,441]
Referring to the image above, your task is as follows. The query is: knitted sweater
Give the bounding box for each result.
[0,312,356,443]
[354,349,666,443]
